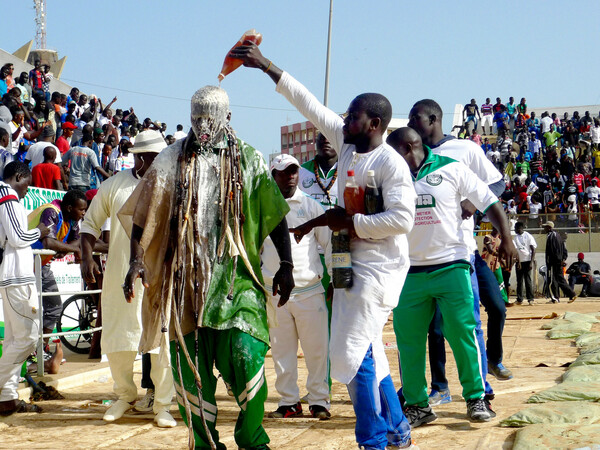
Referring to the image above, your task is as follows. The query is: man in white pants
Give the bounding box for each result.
[263,154,331,420]
[80,131,176,427]
[0,162,49,415]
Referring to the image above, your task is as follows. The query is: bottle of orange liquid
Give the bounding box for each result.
[343,170,365,215]
[218,29,263,82]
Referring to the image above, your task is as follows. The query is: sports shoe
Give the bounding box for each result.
[403,404,437,427]
[466,398,492,422]
[488,362,513,380]
[568,295,578,303]
[484,392,495,401]
[515,300,523,305]
[484,399,496,418]
[428,389,452,406]
[309,404,331,420]
[133,388,154,412]
[528,299,534,305]
[268,402,302,418]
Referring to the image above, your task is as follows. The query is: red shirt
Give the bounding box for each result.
[55,136,70,155]
[573,173,585,193]
[31,163,61,190]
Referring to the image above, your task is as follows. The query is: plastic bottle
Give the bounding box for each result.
[364,170,383,215]
[343,170,365,215]
[331,229,352,288]
[218,29,263,82]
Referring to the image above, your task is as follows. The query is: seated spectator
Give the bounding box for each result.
[481,137,492,153]
[24,126,62,168]
[0,128,12,179]
[470,128,482,146]
[527,111,540,136]
[31,146,62,190]
[567,253,592,297]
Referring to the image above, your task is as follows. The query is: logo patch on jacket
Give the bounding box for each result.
[426,174,442,186]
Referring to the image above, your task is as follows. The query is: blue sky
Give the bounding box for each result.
[4,1,600,156]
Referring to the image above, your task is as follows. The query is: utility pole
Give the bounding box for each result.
[323,0,333,107]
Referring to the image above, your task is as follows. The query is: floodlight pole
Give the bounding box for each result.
[323,0,333,107]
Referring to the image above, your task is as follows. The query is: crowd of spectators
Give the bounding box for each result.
[0,60,180,191]
[460,97,600,234]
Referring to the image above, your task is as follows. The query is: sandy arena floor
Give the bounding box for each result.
[1,296,598,449]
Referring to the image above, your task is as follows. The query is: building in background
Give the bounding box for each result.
[278,117,409,164]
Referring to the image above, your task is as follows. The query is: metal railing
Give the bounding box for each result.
[33,250,102,376]
[475,211,597,250]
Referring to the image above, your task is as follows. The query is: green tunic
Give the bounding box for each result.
[118,137,289,351]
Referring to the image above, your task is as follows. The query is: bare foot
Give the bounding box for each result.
[45,342,63,374]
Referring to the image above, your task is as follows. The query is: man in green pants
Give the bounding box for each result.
[387,128,517,427]
[121,86,293,450]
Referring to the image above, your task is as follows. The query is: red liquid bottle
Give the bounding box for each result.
[343,170,365,215]
[218,29,263,82]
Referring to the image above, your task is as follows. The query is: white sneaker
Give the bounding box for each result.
[133,388,155,412]
[103,399,133,421]
[154,410,177,428]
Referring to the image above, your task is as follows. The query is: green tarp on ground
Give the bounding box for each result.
[562,365,600,382]
[563,311,600,323]
[546,322,592,339]
[513,424,600,450]
[541,319,574,330]
[528,382,600,403]
[575,333,600,348]
[571,352,600,367]
[501,401,600,427]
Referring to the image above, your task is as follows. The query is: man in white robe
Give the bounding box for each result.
[80,130,176,427]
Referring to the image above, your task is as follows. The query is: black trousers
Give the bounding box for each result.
[516,261,534,301]
[549,263,575,299]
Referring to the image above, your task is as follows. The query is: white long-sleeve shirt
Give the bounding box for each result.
[262,188,330,298]
[276,71,417,384]
[0,182,41,287]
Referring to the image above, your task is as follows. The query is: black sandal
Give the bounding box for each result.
[0,400,42,416]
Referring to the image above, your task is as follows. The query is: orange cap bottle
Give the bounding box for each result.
[218,29,263,82]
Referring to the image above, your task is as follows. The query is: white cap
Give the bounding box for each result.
[270,154,300,172]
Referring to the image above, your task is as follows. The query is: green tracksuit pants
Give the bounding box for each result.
[171,328,269,449]
[394,263,485,407]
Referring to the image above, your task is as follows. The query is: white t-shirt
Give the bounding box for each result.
[513,231,537,262]
[587,186,600,204]
[8,122,25,155]
[541,116,553,133]
[529,201,543,218]
[173,130,187,140]
[25,142,62,167]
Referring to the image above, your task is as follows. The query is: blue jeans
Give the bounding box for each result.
[347,345,411,450]
[465,115,478,130]
[428,254,494,395]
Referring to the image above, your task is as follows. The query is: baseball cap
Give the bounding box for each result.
[578,252,585,259]
[541,221,554,228]
[62,121,77,130]
[41,126,56,138]
[270,154,300,172]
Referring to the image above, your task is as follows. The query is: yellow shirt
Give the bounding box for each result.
[593,150,600,169]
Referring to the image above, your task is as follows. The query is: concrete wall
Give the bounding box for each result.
[0,48,72,96]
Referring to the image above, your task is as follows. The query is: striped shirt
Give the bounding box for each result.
[0,182,41,287]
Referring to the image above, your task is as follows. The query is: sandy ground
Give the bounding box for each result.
[1,296,599,449]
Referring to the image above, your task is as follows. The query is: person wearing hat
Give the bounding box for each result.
[55,121,77,155]
[542,221,576,303]
[263,154,332,420]
[567,253,592,298]
[62,134,110,192]
[79,130,176,427]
